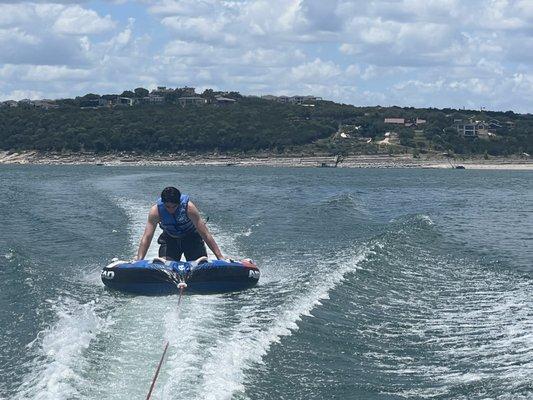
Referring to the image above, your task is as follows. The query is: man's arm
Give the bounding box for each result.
[135,205,159,260]
[187,201,224,259]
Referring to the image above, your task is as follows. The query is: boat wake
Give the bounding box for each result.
[14,298,110,400]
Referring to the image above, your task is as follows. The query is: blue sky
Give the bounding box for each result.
[0,0,532,112]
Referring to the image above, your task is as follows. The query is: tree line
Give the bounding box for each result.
[0,95,531,156]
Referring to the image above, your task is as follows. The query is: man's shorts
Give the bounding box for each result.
[157,231,207,261]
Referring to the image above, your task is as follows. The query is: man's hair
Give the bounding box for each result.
[161,186,181,203]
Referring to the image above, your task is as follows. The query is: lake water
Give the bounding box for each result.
[0,165,532,400]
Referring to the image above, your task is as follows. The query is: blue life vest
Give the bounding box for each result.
[157,195,196,237]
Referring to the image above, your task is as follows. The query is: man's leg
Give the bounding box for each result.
[157,233,183,261]
[182,231,208,261]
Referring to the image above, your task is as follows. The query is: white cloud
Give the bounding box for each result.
[52,5,116,35]
[345,64,378,81]
[0,3,119,66]
[0,0,530,112]
[291,58,342,82]
[0,27,40,45]
[0,63,91,82]
[22,65,92,82]
[147,0,214,16]
[359,19,397,45]
[515,0,533,19]
[0,4,33,27]
[161,15,237,45]
[240,48,306,67]
[0,89,44,101]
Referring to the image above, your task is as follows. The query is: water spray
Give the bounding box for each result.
[145,257,206,399]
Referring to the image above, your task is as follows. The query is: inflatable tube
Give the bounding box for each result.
[101,258,260,295]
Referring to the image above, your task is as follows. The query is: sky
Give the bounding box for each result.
[0,0,532,112]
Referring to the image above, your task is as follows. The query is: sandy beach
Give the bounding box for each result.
[0,150,531,170]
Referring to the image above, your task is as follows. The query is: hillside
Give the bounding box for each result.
[0,92,531,157]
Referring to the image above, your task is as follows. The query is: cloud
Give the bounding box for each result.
[300,0,342,32]
[0,0,530,112]
[147,0,217,17]
[291,58,342,82]
[0,89,45,101]
[0,27,90,65]
[0,3,119,65]
[22,65,92,81]
[52,5,116,35]
[161,15,238,45]
[0,27,40,45]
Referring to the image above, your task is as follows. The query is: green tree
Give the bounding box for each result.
[81,93,100,100]
[134,88,149,98]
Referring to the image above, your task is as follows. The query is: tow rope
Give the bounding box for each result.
[145,280,187,400]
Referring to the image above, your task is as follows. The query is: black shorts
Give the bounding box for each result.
[157,231,207,261]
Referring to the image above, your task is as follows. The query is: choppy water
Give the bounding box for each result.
[0,165,531,400]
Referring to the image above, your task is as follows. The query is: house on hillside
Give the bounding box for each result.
[215,96,236,106]
[488,119,502,129]
[15,99,59,109]
[117,97,135,106]
[453,119,496,138]
[455,121,477,137]
[80,98,110,108]
[289,95,322,104]
[384,118,405,124]
[178,97,207,106]
[33,100,59,109]
[385,117,427,126]
[261,94,322,105]
[144,94,164,104]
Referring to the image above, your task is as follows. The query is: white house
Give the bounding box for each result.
[178,97,207,106]
[384,118,405,124]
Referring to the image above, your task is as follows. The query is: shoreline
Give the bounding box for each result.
[0,150,532,170]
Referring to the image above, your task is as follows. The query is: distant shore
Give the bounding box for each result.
[1,150,532,170]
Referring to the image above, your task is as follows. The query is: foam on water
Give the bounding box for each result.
[5,164,531,400]
[153,220,245,399]
[185,248,371,400]
[239,222,262,238]
[77,196,249,399]
[15,298,109,400]
[421,275,533,396]
[4,250,14,260]
[122,212,377,399]
[348,221,533,399]
[116,197,159,252]
[84,197,170,399]
[13,196,163,400]
[158,295,228,399]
